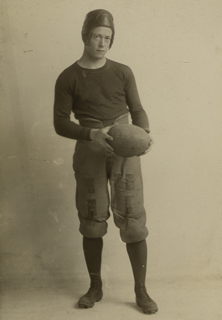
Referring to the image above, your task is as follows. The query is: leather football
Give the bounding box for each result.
[107,124,150,157]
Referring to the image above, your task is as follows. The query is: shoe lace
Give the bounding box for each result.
[135,286,152,302]
[85,285,101,298]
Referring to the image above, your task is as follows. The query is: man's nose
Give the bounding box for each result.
[99,37,105,46]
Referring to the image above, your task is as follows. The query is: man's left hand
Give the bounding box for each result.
[138,135,154,156]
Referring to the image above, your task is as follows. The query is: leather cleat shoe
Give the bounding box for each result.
[135,284,158,314]
[78,286,103,308]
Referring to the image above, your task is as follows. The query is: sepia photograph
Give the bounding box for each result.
[1,0,222,319]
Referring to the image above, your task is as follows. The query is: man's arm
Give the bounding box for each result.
[125,68,150,133]
[53,74,91,140]
[125,68,153,155]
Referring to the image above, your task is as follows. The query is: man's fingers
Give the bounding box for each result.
[149,136,154,145]
[137,144,152,156]
[105,134,113,141]
[105,146,114,153]
[103,126,114,140]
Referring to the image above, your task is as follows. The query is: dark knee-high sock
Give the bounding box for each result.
[126,239,147,287]
[83,236,103,287]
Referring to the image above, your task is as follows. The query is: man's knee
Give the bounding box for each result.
[78,214,108,238]
[120,224,149,244]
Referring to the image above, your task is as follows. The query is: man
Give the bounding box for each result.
[54,9,158,314]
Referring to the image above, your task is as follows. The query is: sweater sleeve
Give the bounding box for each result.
[53,74,91,140]
[125,68,150,133]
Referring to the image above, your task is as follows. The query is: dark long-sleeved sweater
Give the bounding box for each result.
[54,58,149,140]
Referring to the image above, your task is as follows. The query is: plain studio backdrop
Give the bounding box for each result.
[1,0,222,319]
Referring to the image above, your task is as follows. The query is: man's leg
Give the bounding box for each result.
[73,138,109,308]
[83,236,103,286]
[126,239,147,285]
[109,152,158,314]
[78,236,103,308]
[126,239,158,314]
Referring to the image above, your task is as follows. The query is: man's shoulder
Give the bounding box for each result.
[56,62,79,83]
[108,59,131,72]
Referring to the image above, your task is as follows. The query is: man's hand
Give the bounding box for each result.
[138,135,154,156]
[90,126,114,152]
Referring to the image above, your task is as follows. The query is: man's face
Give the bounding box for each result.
[85,26,112,59]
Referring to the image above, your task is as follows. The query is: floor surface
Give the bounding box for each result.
[1,277,221,320]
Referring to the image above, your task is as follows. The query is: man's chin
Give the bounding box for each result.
[94,54,106,60]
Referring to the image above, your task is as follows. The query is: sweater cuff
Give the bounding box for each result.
[85,128,92,141]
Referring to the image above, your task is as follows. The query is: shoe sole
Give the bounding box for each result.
[136,300,158,314]
[78,292,103,308]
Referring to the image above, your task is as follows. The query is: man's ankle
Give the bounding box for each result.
[134,283,147,293]
[90,278,102,288]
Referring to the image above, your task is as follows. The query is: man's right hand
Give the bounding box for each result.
[90,127,114,152]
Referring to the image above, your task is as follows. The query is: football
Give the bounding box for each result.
[107,124,150,157]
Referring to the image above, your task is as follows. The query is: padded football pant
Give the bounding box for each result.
[73,114,148,243]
